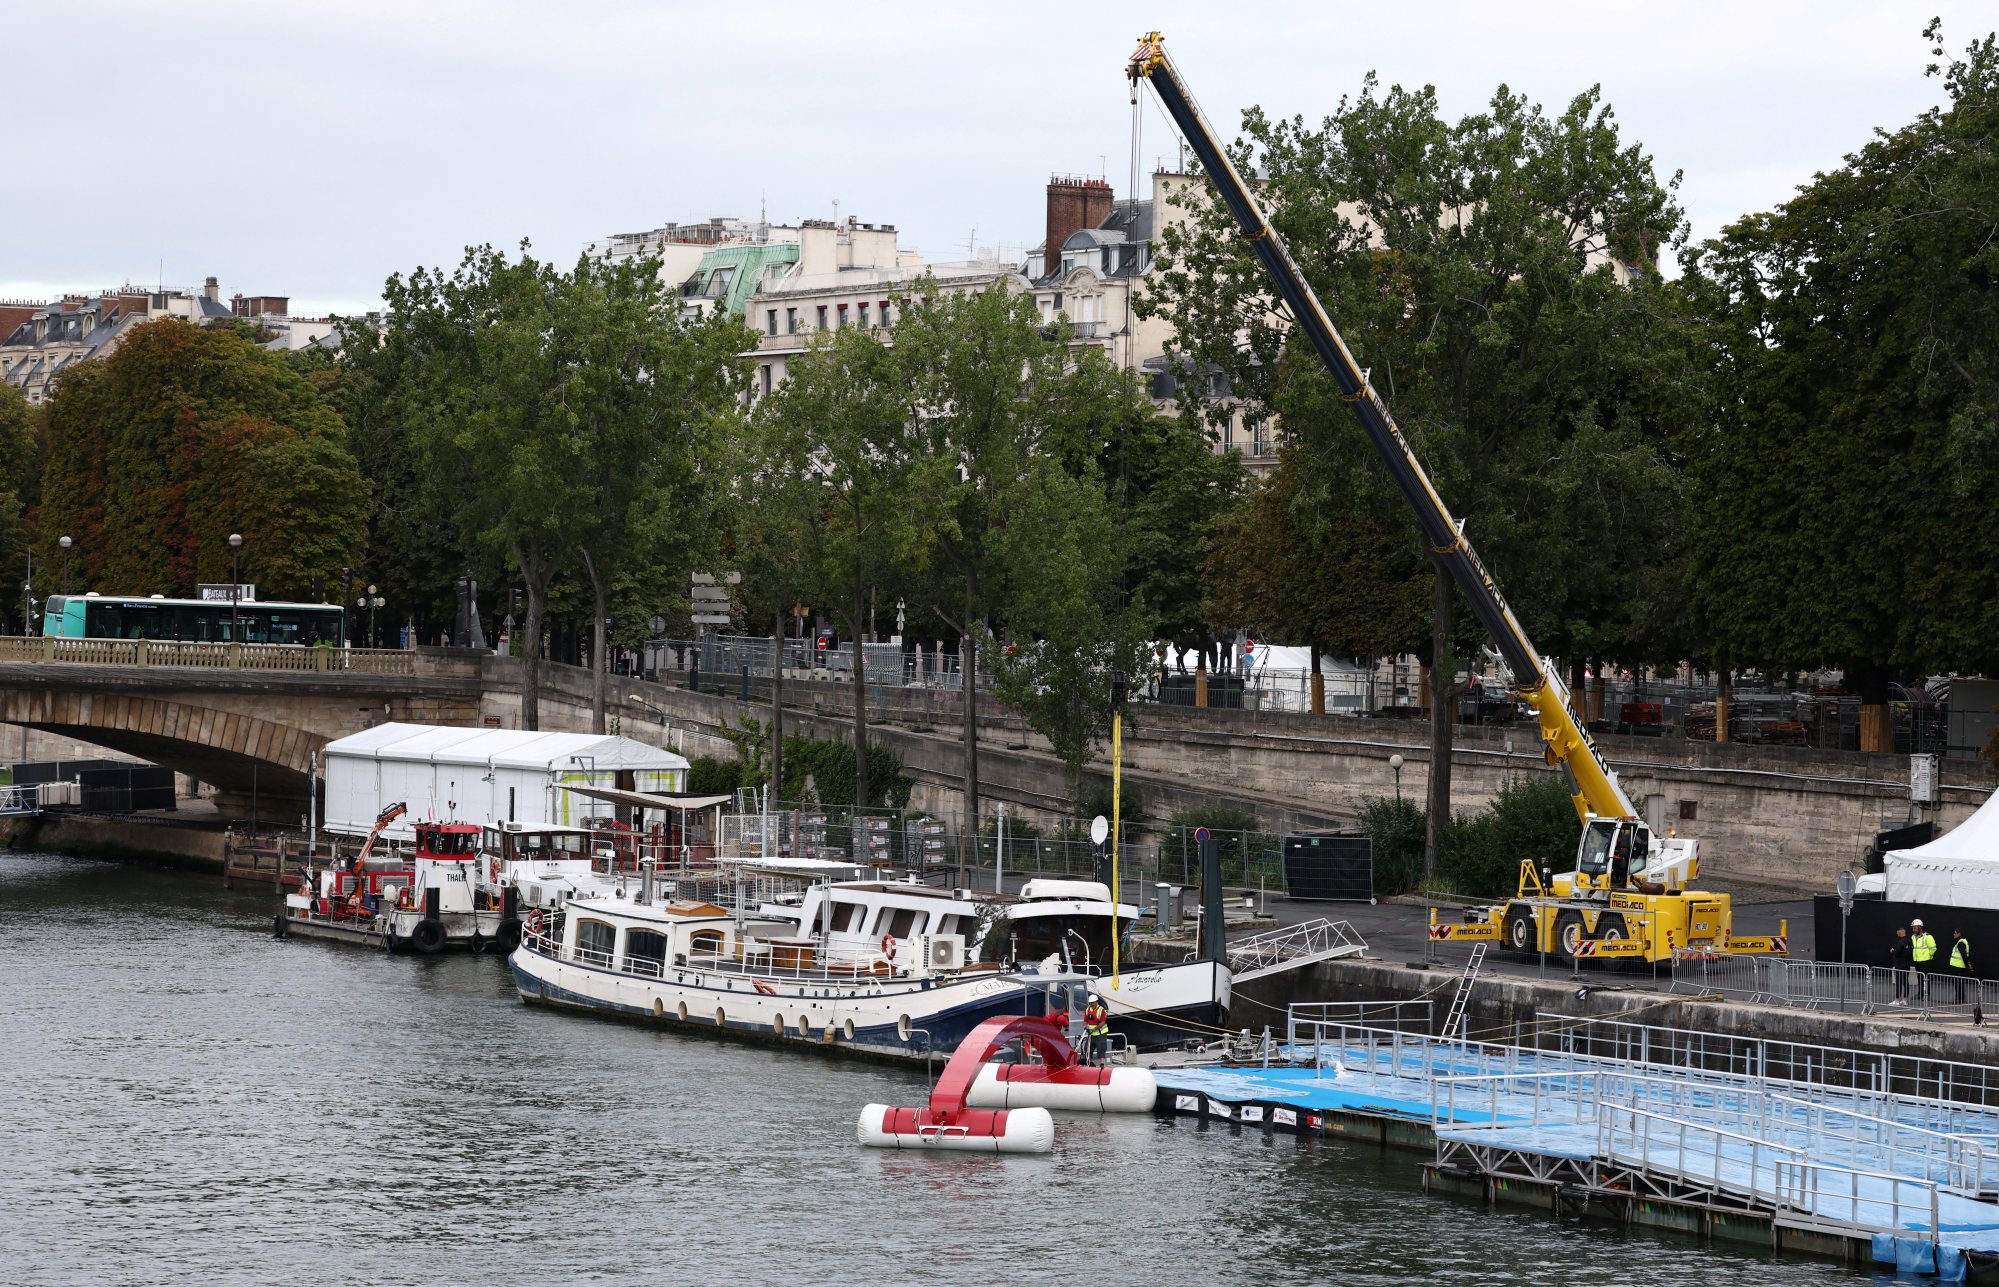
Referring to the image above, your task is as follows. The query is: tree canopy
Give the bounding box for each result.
[38,319,365,602]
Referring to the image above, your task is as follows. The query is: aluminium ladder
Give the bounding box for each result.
[1441,943,1487,1042]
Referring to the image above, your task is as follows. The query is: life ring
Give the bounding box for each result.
[525,910,547,939]
[880,934,898,961]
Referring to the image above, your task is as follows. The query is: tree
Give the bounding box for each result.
[739,323,931,804]
[0,383,38,629]
[895,284,1069,832]
[382,245,579,728]
[1680,24,1999,743]
[986,454,1145,801]
[553,253,750,732]
[38,319,365,602]
[291,326,470,644]
[1145,73,1693,872]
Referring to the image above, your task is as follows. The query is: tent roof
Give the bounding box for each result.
[1885,787,1999,908]
[324,722,688,773]
[556,784,731,811]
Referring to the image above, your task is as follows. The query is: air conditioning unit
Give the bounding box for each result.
[922,933,965,972]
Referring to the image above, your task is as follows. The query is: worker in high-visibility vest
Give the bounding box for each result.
[1082,994,1111,1066]
[1910,919,1938,1006]
[1949,929,1975,1005]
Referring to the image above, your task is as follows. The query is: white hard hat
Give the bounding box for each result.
[1912,918,1925,927]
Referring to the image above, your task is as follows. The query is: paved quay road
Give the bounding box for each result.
[1251,882,1817,985]
[1,851,1854,1287]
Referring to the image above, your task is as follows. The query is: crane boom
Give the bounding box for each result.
[1128,32,1635,823]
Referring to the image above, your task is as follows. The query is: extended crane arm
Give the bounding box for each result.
[1129,32,1634,822]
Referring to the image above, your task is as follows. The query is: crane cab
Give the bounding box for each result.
[1564,818,1649,897]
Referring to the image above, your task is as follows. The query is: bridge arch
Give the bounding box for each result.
[0,687,327,807]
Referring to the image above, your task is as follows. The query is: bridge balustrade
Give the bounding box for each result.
[0,635,414,675]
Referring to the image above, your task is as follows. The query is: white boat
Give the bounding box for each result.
[509,873,1044,1058]
[280,819,512,954]
[764,875,1231,1052]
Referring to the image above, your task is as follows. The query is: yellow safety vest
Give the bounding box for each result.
[1951,939,1972,970]
[1911,932,1937,963]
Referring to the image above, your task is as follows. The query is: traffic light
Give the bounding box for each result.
[340,567,353,602]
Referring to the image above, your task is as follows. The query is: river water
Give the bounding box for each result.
[1,853,1866,1287]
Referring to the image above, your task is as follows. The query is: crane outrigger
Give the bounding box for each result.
[1127,33,1784,964]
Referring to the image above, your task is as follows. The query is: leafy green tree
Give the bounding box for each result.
[0,383,38,628]
[554,253,750,732]
[739,324,932,804]
[38,319,365,603]
[1144,73,1693,873]
[290,327,470,644]
[1680,24,1999,734]
[381,245,581,728]
[986,455,1145,801]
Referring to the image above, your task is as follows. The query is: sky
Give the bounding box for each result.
[6,0,1985,315]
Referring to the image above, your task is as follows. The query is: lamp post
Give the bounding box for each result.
[21,548,32,637]
[228,533,243,640]
[1389,753,1405,807]
[57,536,71,595]
[356,584,384,649]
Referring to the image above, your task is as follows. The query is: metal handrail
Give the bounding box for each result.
[1600,1101,1942,1245]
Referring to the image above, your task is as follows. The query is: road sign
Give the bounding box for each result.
[1194,827,1210,843]
[1090,815,1109,846]
[691,613,731,625]
[691,586,731,602]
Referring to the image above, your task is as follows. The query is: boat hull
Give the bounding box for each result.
[509,947,1039,1061]
[1097,959,1232,1051]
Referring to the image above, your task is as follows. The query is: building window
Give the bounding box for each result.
[1052,291,1063,312]
[766,309,777,336]
[786,307,798,334]
[816,305,828,331]
[761,364,773,397]
[857,301,870,328]
[837,303,849,330]
[879,300,891,326]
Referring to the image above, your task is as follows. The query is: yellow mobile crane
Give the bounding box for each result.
[1127,34,1786,966]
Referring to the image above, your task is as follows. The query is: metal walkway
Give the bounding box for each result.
[1155,1012,1999,1281]
[1226,918,1367,982]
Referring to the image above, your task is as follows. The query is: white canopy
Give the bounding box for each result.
[1885,789,1999,907]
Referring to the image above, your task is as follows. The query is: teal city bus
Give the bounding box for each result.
[42,594,347,646]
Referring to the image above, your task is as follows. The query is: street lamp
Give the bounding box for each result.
[57,536,71,595]
[228,533,243,640]
[356,584,385,648]
[1389,753,1405,807]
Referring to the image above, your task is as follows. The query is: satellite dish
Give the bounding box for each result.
[1089,815,1109,846]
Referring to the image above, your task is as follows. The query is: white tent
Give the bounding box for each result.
[322,723,690,841]
[1885,790,1999,907]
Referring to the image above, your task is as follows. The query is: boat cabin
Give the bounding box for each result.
[983,880,1138,974]
[791,880,982,963]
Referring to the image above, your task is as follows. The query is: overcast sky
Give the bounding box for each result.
[7,1,1985,315]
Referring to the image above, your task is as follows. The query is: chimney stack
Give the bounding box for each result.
[204,276,219,302]
[1044,177,1114,278]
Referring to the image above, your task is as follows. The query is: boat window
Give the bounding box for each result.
[626,929,668,975]
[575,918,617,961]
[836,901,866,933]
[884,907,921,938]
[936,913,966,938]
[688,928,725,957]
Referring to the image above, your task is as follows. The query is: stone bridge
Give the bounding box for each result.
[0,641,660,815]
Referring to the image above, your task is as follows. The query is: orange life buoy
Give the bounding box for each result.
[880,933,898,961]
[526,910,547,938]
